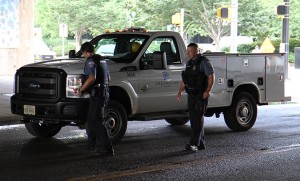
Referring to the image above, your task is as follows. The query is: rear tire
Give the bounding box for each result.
[165,118,189,126]
[223,92,257,131]
[25,122,62,138]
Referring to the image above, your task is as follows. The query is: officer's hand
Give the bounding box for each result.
[203,91,210,99]
[176,92,182,102]
[77,90,83,97]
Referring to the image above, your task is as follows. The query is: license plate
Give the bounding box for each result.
[24,105,36,115]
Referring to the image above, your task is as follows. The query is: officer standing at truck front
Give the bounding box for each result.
[78,42,113,156]
[176,43,215,152]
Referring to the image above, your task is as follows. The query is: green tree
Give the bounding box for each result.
[135,0,182,30]
[259,0,300,40]
[135,0,274,51]
[289,0,300,39]
[35,0,300,52]
[135,0,229,50]
[238,0,280,41]
[35,0,128,50]
[183,0,230,51]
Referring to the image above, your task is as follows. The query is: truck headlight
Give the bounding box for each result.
[66,75,83,98]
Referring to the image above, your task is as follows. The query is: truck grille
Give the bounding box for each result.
[16,68,63,100]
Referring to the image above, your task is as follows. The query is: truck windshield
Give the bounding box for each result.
[92,34,148,63]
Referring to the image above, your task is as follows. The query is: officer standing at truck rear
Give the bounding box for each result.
[176,43,214,152]
[78,42,113,156]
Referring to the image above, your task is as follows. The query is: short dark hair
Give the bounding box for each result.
[187,43,198,49]
[80,42,95,53]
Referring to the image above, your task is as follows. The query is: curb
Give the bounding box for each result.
[0,116,22,126]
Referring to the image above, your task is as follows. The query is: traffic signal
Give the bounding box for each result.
[277,5,287,15]
[172,13,182,25]
[217,7,230,19]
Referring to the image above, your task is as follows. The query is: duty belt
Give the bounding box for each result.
[94,84,108,87]
[185,86,200,95]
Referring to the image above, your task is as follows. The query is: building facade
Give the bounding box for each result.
[0,0,34,75]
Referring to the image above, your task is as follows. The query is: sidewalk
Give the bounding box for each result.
[284,65,300,103]
[0,76,22,125]
[0,65,300,126]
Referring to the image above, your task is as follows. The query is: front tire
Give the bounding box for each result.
[25,122,62,138]
[223,92,257,131]
[165,118,189,125]
[105,100,128,144]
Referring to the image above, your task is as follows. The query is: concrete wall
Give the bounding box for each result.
[0,0,34,75]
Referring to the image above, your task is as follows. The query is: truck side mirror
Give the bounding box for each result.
[69,50,83,58]
[152,51,167,70]
[69,50,76,58]
[140,55,148,70]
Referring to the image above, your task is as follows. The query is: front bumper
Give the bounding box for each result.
[10,95,89,123]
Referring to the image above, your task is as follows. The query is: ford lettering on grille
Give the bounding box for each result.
[27,81,40,91]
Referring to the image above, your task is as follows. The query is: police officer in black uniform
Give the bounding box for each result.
[78,42,113,156]
[177,43,214,152]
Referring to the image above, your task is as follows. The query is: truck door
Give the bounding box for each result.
[137,37,186,113]
[265,54,285,101]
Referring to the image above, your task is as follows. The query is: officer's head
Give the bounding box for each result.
[131,42,141,53]
[187,43,199,60]
[80,42,95,58]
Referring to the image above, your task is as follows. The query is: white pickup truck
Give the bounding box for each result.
[11,30,288,143]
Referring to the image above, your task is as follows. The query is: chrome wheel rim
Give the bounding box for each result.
[236,99,253,125]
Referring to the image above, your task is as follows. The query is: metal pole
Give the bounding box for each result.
[62,36,64,57]
[230,0,238,53]
[180,8,184,39]
[281,0,290,79]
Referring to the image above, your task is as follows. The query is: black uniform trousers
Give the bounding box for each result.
[188,94,208,147]
[86,89,111,151]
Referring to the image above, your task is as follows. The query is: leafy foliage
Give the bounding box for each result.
[35,0,300,53]
[237,43,259,53]
[238,0,280,41]
[35,0,128,50]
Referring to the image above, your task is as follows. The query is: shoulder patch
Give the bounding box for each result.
[88,61,95,68]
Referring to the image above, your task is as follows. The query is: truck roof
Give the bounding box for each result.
[102,31,181,37]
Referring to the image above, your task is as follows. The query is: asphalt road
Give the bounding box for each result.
[1,104,300,181]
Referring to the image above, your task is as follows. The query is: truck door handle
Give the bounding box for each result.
[141,85,149,92]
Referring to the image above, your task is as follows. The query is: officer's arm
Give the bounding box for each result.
[202,74,214,99]
[203,59,214,94]
[178,81,185,93]
[80,75,96,93]
[205,74,214,93]
[176,81,185,102]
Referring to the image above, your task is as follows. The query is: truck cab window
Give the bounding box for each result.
[145,37,180,65]
[93,34,148,63]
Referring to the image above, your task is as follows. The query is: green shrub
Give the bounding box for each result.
[53,44,76,56]
[289,39,300,53]
[43,38,76,56]
[221,46,230,53]
[237,41,295,63]
[289,52,295,63]
[270,38,300,53]
[44,38,62,48]
[237,38,300,54]
[237,44,254,53]
[271,39,281,53]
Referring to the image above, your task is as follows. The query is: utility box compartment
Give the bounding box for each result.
[265,54,285,102]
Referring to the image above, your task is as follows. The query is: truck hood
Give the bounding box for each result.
[23,59,126,75]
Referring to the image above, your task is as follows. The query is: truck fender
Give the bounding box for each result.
[109,81,139,116]
[230,82,260,105]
